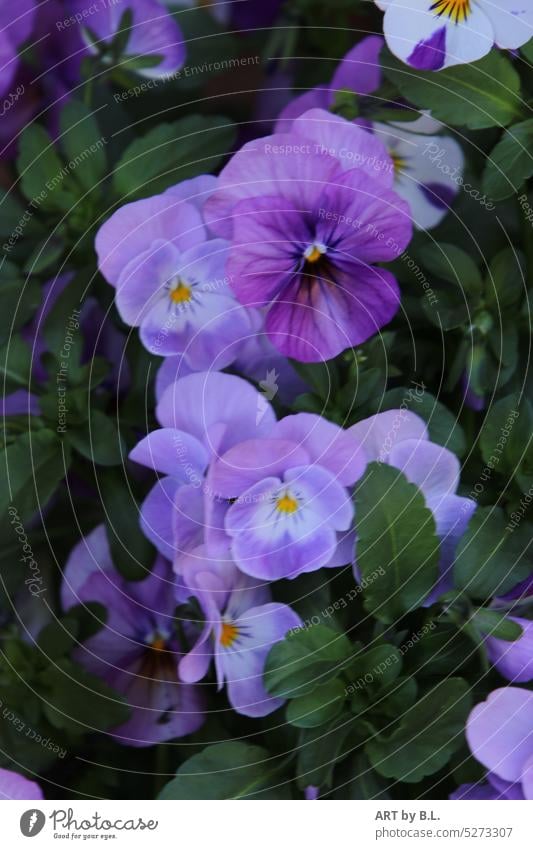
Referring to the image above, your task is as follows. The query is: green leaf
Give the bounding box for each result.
[59,100,107,192]
[23,236,65,276]
[333,752,391,799]
[40,658,129,734]
[0,262,40,346]
[112,116,236,200]
[100,470,156,580]
[403,623,472,678]
[485,248,525,311]
[37,617,79,660]
[366,678,471,782]
[454,507,532,600]
[296,717,357,789]
[521,38,533,62]
[383,49,522,129]
[471,609,523,641]
[345,644,402,696]
[159,742,285,799]
[418,242,483,294]
[291,359,338,399]
[43,271,86,358]
[354,463,440,623]
[0,429,69,520]
[483,119,533,200]
[0,336,32,393]
[108,8,134,59]
[17,125,77,211]
[377,676,418,718]
[117,53,164,73]
[479,394,532,485]
[264,624,353,699]
[68,410,125,466]
[287,679,346,728]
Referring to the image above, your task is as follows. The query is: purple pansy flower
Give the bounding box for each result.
[0,768,42,800]
[96,193,256,367]
[155,331,307,405]
[451,773,525,800]
[373,118,464,230]
[275,36,384,129]
[130,371,277,566]
[376,0,533,71]
[459,687,533,800]
[61,525,205,747]
[486,618,533,683]
[72,0,185,78]
[277,39,463,230]
[205,108,411,362]
[349,410,476,599]
[95,194,205,286]
[178,558,301,716]
[164,175,219,226]
[0,0,35,98]
[209,413,366,580]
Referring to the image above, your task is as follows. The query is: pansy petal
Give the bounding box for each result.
[228,492,338,580]
[164,174,218,212]
[156,371,276,452]
[449,781,501,801]
[181,296,257,371]
[384,0,493,70]
[331,36,384,97]
[273,413,366,485]
[178,620,214,684]
[0,768,42,800]
[226,194,311,308]
[265,265,400,363]
[274,87,331,132]
[61,524,114,610]
[140,477,181,561]
[130,428,208,479]
[319,167,412,263]
[521,753,533,800]
[218,602,301,716]
[388,438,460,499]
[95,197,205,286]
[292,108,394,187]
[172,484,206,566]
[114,237,178,325]
[487,618,533,684]
[211,439,309,498]
[204,134,341,238]
[466,687,533,782]
[109,656,204,747]
[155,356,193,402]
[348,410,428,463]
[481,0,533,49]
[284,465,354,531]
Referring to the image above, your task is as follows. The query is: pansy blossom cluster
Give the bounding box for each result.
[2,0,533,804]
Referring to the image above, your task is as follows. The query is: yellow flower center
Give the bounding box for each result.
[169,281,192,304]
[429,0,471,24]
[305,244,326,264]
[276,493,298,514]
[150,636,166,652]
[220,621,239,648]
[391,151,407,175]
